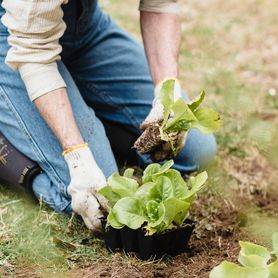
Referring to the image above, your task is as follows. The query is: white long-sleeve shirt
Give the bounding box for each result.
[0,0,179,101]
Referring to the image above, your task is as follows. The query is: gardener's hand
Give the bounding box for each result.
[64,145,108,231]
[135,78,187,162]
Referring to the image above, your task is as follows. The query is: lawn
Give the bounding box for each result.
[1,0,278,277]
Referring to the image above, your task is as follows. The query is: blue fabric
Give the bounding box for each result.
[0,1,216,214]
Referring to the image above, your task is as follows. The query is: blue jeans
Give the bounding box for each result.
[0,0,216,213]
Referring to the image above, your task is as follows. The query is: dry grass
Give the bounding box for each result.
[0,0,278,277]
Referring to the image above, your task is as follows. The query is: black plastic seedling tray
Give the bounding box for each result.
[101,219,196,260]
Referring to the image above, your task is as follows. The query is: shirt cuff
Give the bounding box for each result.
[139,1,180,14]
[18,62,67,101]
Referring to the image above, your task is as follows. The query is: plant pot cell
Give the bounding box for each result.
[120,227,138,253]
[101,219,122,252]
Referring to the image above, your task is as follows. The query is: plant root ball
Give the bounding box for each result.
[134,122,188,162]
[134,123,161,154]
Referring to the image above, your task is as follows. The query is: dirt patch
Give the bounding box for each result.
[72,233,241,278]
[0,266,39,278]
[254,191,278,215]
[71,183,278,278]
[3,190,273,278]
[222,146,275,196]
[71,195,243,278]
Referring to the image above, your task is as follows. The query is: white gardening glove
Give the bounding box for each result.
[141,78,182,129]
[134,78,187,161]
[64,144,108,231]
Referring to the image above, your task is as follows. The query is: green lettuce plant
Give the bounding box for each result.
[210,233,278,278]
[160,79,221,154]
[98,160,208,235]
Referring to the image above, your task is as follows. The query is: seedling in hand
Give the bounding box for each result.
[134,79,221,161]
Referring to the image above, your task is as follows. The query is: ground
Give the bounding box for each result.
[1,0,278,277]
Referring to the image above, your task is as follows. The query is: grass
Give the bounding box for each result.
[1,0,278,276]
[0,187,107,276]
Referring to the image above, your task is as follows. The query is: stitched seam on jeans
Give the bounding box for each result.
[85,82,142,130]
[0,85,68,199]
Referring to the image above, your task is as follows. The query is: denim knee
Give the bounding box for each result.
[172,129,217,173]
[32,172,71,213]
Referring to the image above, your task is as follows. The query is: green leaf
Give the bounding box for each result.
[112,197,146,230]
[135,182,156,202]
[182,171,208,201]
[164,169,188,199]
[158,84,220,155]
[189,171,208,189]
[188,90,205,112]
[272,232,278,255]
[153,160,174,176]
[146,200,165,227]
[162,197,190,227]
[268,259,278,278]
[238,241,271,268]
[164,98,197,131]
[166,119,191,132]
[149,176,174,202]
[123,168,135,178]
[160,79,175,123]
[98,185,121,207]
[174,210,190,226]
[209,261,269,278]
[107,210,125,229]
[107,173,139,198]
[191,106,221,134]
[143,163,161,183]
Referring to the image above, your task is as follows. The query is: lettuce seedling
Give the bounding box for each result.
[210,232,278,278]
[160,79,221,154]
[98,160,208,235]
[134,79,221,160]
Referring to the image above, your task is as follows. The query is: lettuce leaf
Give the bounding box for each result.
[238,241,270,268]
[100,160,208,234]
[182,171,208,202]
[209,261,269,278]
[107,173,139,198]
[123,168,135,179]
[210,234,278,278]
[146,200,165,228]
[111,197,146,230]
[148,176,174,202]
[160,79,175,125]
[164,169,188,199]
[142,163,161,183]
[98,173,139,207]
[158,81,221,153]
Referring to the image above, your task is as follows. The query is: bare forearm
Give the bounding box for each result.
[140,12,181,85]
[34,88,84,150]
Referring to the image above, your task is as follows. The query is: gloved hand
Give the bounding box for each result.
[135,78,187,161]
[64,144,108,231]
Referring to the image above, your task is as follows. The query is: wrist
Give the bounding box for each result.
[61,132,86,151]
[62,138,85,150]
[153,71,179,86]
[62,143,88,156]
